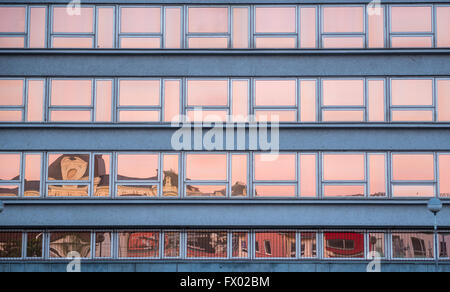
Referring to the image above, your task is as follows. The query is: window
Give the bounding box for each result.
[0,232,22,258]
[324,232,365,258]
[300,6,318,49]
[185,154,228,197]
[323,154,365,197]
[164,231,181,258]
[0,79,24,122]
[118,79,161,122]
[52,6,94,48]
[186,231,227,258]
[0,6,27,48]
[439,233,450,258]
[438,79,450,122]
[119,7,161,48]
[232,232,249,258]
[0,153,21,197]
[392,232,434,259]
[390,6,433,48]
[186,79,229,122]
[49,232,91,258]
[436,6,450,48]
[187,7,229,48]
[254,6,297,48]
[439,154,450,198]
[368,233,386,258]
[301,232,317,258]
[116,154,159,197]
[254,231,296,258]
[95,232,112,258]
[26,232,43,258]
[392,154,435,198]
[254,79,297,122]
[322,6,365,48]
[391,79,434,122]
[118,231,160,258]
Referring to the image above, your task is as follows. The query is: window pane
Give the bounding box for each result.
[50,110,92,122]
[188,37,229,49]
[392,233,434,259]
[369,154,386,197]
[254,154,296,181]
[0,153,21,181]
[186,154,227,181]
[48,185,89,197]
[254,37,297,49]
[0,79,23,106]
[391,110,434,122]
[0,110,22,122]
[254,185,296,197]
[117,185,158,197]
[439,233,450,258]
[232,80,249,121]
[324,232,365,259]
[187,110,228,122]
[94,154,110,197]
[95,232,111,258]
[187,80,228,107]
[49,232,91,258]
[163,154,179,197]
[438,80,450,122]
[392,154,434,181]
[322,36,364,48]
[323,7,364,33]
[164,80,181,122]
[187,231,227,258]
[323,80,364,106]
[300,7,317,48]
[232,232,249,258]
[391,79,433,106]
[0,185,19,197]
[24,154,41,197]
[186,184,227,197]
[323,185,365,197]
[323,110,365,122]
[27,232,43,258]
[120,37,161,49]
[52,37,94,48]
[368,80,385,122]
[368,6,384,48]
[323,154,365,181]
[97,7,114,48]
[29,7,47,48]
[119,80,160,106]
[0,232,22,258]
[119,110,160,122]
[232,154,247,197]
[437,7,450,48]
[117,154,159,181]
[95,80,112,122]
[27,80,45,122]
[255,80,296,106]
[165,7,181,49]
[392,185,435,197]
[391,36,433,48]
[48,154,90,181]
[120,7,161,33]
[51,80,92,106]
[232,8,249,49]
[255,7,296,33]
[301,232,317,258]
[188,7,228,33]
[255,232,296,258]
[53,7,94,33]
[254,110,297,122]
[300,80,317,122]
[439,154,450,198]
[164,231,180,258]
[0,7,26,33]
[369,233,385,258]
[300,154,317,197]
[391,6,432,33]
[118,232,159,258]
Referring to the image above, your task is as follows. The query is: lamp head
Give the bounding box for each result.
[428,198,443,215]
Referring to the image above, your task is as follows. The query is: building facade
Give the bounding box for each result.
[0,0,450,272]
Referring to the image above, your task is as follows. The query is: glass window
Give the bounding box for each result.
[300,80,317,122]
[232,232,249,258]
[369,154,386,197]
[231,80,249,121]
[95,80,113,122]
[254,154,296,181]
[187,80,228,107]
[24,154,41,197]
[49,232,91,258]
[117,154,159,181]
[255,80,296,106]
[391,6,432,33]
[0,232,22,258]
[0,110,22,122]
[392,232,434,259]
[390,36,433,48]
[322,36,365,49]
[164,231,181,258]
[0,36,25,48]
[117,185,158,197]
[439,154,450,198]
[188,7,229,33]
[186,184,226,197]
[186,231,227,258]
[47,185,89,197]
[368,6,385,48]
[391,79,433,106]
[118,231,159,258]
[0,79,23,106]
[368,80,385,122]
[254,185,296,197]
[51,80,92,106]
[300,154,317,197]
[163,154,179,197]
[26,232,43,258]
[119,110,160,122]
[0,153,21,181]
[27,80,45,122]
[437,7,450,48]
[255,7,296,33]
[48,154,90,181]
[322,80,364,106]
[164,80,181,122]
[439,233,450,258]
[392,154,435,181]
[186,154,227,181]
[254,37,297,49]
[323,154,365,181]
[438,79,450,122]
[94,154,110,197]
[324,232,365,259]
[368,233,385,258]
[391,110,434,122]
[165,7,182,49]
[300,7,317,48]
[95,232,112,258]
[254,231,296,258]
[232,7,249,49]
[120,7,161,34]
[323,185,365,197]
[119,37,161,49]
[188,37,228,49]
[0,7,26,33]
[323,6,364,33]
[96,7,114,49]
[119,80,160,106]
[50,110,92,122]
[231,154,247,197]
[254,110,297,122]
[53,7,94,33]
[392,185,435,198]
[301,232,317,258]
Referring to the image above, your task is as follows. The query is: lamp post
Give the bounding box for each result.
[427,198,442,272]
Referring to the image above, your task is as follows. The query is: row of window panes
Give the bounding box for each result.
[0,230,448,261]
[1,151,450,199]
[1,4,450,49]
[1,77,450,123]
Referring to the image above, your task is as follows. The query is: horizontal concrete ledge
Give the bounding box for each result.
[2,53,450,77]
[0,202,448,228]
[1,127,450,151]
[1,262,449,272]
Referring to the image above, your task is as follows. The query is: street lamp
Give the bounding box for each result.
[427,198,443,271]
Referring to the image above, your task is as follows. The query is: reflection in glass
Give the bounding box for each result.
[47,185,89,197]
[120,37,161,49]
[392,154,434,181]
[300,7,317,48]
[368,7,384,48]
[322,110,365,122]
[254,185,296,197]
[188,37,229,49]
[232,232,248,258]
[188,7,228,33]
[118,232,159,258]
[95,232,111,258]
[369,154,386,197]
[0,7,26,32]
[254,110,297,122]
[322,36,365,48]
[301,232,317,258]
[0,79,23,106]
[0,36,25,48]
[437,7,450,48]
[368,233,385,258]
[119,110,160,122]
[391,6,432,33]
[392,79,433,106]
[51,80,92,106]
[368,80,385,122]
[438,80,450,122]
[323,6,364,33]
[48,154,90,181]
[0,185,19,197]
[164,231,180,258]
[323,185,365,197]
[52,37,94,48]
[24,154,41,197]
[254,37,297,49]
[300,154,317,197]
[323,154,365,181]
[53,7,93,33]
[391,36,433,48]
[117,154,159,181]
[0,110,22,122]
[232,8,249,49]
[254,154,296,181]
[95,80,113,122]
[165,8,182,49]
[119,80,160,106]
[27,232,43,258]
[0,153,21,181]
[29,7,46,48]
[97,7,114,49]
[255,231,296,258]
[117,185,158,197]
[324,232,365,258]
[164,80,181,122]
[439,154,450,198]
[163,154,179,197]
[94,154,110,197]
[187,80,228,107]
[323,80,364,106]
[439,233,450,258]
[231,154,247,197]
[300,80,317,122]
[50,110,92,122]
[186,185,226,197]
[120,7,161,33]
[391,110,434,122]
[255,80,296,106]
[49,232,91,258]
[27,80,45,122]
[186,231,227,258]
[392,232,434,259]
[186,154,227,181]
[231,80,249,121]
[392,185,435,198]
[255,7,296,33]
[0,232,22,258]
